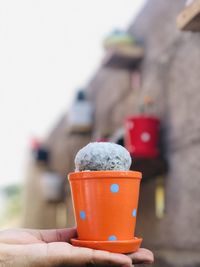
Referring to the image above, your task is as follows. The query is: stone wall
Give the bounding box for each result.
[23,115,91,228]
[86,0,200,266]
[132,0,200,266]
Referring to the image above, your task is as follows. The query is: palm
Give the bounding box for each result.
[0,228,153,267]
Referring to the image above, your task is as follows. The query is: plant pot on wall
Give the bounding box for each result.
[103,29,135,50]
[30,138,50,166]
[40,171,64,203]
[124,96,168,180]
[124,115,168,180]
[35,147,49,164]
[68,90,93,134]
[102,29,144,70]
[125,116,160,158]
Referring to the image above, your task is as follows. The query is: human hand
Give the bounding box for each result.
[0,228,153,267]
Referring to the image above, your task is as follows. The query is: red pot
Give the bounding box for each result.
[125,116,160,158]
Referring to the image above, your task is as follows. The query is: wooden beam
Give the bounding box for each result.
[177,0,200,31]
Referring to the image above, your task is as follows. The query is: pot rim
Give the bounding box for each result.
[68,170,142,181]
[125,115,160,122]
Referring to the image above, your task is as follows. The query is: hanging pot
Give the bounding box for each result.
[30,138,50,164]
[68,90,93,133]
[103,29,134,50]
[34,147,49,164]
[125,116,160,158]
[40,171,64,203]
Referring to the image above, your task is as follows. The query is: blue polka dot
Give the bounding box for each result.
[108,235,117,241]
[80,211,86,220]
[132,209,137,217]
[110,184,119,193]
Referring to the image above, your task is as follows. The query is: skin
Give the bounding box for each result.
[0,228,154,267]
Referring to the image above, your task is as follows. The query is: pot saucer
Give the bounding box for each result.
[71,237,142,253]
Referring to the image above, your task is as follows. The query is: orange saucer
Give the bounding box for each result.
[71,237,142,253]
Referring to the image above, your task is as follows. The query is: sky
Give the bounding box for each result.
[0,0,146,187]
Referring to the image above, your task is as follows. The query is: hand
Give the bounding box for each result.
[0,228,153,267]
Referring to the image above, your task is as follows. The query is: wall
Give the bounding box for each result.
[87,0,200,266]
[23,115,91,228]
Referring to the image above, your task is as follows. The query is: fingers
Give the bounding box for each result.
[24,227,77,243]
[0,228,77,244]
[63,245,132,267]
[42,242,133,267]
[127,248,154,264]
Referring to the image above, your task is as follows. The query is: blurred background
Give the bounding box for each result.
[0,0,145,227]
[1,0,200,266]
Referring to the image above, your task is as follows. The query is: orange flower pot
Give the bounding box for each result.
[68,171,142,253]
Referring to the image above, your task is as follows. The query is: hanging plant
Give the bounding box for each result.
[40,171,64,203]
[30,138,50,165]
[103,29,135,51]
[68,90,93,134]
[125,95,160,158]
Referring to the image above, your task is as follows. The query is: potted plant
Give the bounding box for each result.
[40,171,64,203]
[30,138,50,165]
[68,90,93,134]
[125,96,160,158]
[68,170,142,253]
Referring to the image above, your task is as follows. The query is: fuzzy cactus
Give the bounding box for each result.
[75,142,132,171]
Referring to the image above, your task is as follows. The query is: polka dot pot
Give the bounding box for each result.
[68,170,142,248]
[125,116,160,158]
